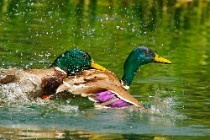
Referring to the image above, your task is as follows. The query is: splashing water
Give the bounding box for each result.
[144,90,186,119]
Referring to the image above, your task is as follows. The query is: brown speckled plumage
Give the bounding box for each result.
[0,68,67,98]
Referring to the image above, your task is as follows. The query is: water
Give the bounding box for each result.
[0,0,210,139]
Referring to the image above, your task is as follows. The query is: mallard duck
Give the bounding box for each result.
[55,46,172,109]
[0,49,106,100]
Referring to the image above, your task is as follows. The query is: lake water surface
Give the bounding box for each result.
[0,0,210,139]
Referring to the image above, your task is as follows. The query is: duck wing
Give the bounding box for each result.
[56,69,143,108]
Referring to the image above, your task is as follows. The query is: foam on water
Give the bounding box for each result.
[0,83,36,106]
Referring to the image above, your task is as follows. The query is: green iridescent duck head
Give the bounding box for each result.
[121,46,172,88]
[51,49,106,75]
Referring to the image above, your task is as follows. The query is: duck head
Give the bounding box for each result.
[121,46,172,89]
[51,49,106,75]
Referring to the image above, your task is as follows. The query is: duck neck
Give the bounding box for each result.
[121,48,145,87]
[121,63,141,87]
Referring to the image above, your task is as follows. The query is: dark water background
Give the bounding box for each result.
[0,0,210,139]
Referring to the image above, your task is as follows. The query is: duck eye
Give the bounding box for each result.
[144,50,149,56]
[144,49,152,57]
[83,54,88,58]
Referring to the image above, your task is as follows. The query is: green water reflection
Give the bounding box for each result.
[0,0,210,139]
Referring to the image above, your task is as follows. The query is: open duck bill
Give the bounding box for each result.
[90,58,107,71]
[154,53,172,64]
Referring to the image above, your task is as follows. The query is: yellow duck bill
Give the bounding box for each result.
[154,53,172,64]
[91,59,107,71]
